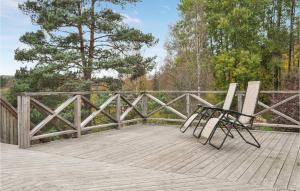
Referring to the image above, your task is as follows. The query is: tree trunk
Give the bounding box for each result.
[276,0,282,28]
[288,0,295,73]
[273,0,282,90]
[83,70,92,80]
[77,0,87,79]
[195,5,201,94]
[88,0,95,71]
[297,17,300,70]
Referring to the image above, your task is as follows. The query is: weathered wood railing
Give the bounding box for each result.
[1,97,18,144]
[17,90,300,148]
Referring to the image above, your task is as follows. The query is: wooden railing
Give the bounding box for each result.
[17,90,300,148]
[1,97,18,144]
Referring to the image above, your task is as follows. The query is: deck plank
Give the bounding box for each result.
[103,127,185,163]
[207,132,270,178]
[287,139,300,191]
[173,134,243,174]
[89,127,185,163]
[1,142,273,191]
[186,134,255,175]
[123,129,197,166]
[276,134,300,190]
[1,125,298,190]
[215,132,273,180]
[241,133,293,185]
[261,133,297,187]
[247,133,292,185]
[227,132,282,181]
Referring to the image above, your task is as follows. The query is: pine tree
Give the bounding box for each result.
[15,0,158,86]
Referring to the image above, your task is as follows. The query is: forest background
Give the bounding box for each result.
[0,0,299,131]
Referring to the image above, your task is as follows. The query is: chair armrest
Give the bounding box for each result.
[224,109,255,118]
[202,106,225,112]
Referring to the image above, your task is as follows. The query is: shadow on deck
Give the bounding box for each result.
[1,125,299,191]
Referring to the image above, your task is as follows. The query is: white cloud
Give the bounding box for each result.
[121,13,142,25]
[93,69,119,79]
[142,44,167,74]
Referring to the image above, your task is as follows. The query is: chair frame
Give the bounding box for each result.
[180,106,234,140]
[196,109,232,145]
[193,106,234,139]
[179,83,237,136]
[208,110,260,149]
[206,82,261,149]
[179,105,208,133]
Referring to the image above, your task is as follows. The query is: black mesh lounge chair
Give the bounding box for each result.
[199,81,261,149]
[179,83,238,138]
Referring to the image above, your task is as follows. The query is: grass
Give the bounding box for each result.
[255,126,274,131]
[0,88,10,98]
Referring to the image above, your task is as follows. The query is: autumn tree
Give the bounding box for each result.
[161,0,211,91]
[163,0,299,91]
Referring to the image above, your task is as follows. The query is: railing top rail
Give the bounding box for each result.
[19,90,300,96]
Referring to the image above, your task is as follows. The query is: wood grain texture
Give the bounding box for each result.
[0,97,18,144]
[18,96,30,148]
[1,125,299,190]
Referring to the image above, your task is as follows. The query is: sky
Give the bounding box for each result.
[0,0,180,76]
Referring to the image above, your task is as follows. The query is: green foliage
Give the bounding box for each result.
[152,72,160,90]
[204,0,266,88]
[162,0,212,91]
[0,77,8,88]
[214,50,261,89]
[15,0,158,93]
[167,0,299,91]
[8,67,91,106]
[0,76,14,88]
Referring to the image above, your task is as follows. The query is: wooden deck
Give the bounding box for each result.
[1,125,299,191]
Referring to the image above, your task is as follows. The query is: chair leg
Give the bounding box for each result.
[192,112,208,138]
[198,136,210,145]
[208,125,233,150]
[195,123,205,139]
[193,111,214,138]
[219,122,234,138]
[198,120,217,145]
[192,119,203,138]
[234,126,260,148]
[180,115,196,133]
[220,127,234,138]
[180,109,205,133]
[180,124,190,133]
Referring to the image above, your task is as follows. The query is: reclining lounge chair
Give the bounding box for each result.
[199,81,261,149]
[179,83,238,138]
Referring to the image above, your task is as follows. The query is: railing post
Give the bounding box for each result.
[186,93,191,117]
[116,93,122,129]
[142,93,148,123]
[238,93,243,113]
[74,95,81,138]
[18,95,30,148]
